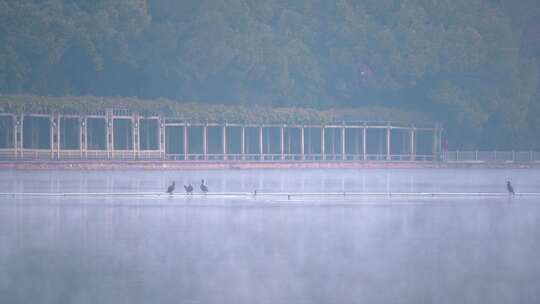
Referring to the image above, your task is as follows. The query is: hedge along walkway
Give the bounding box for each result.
[0,94,432,125]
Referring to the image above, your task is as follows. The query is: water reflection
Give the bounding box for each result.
[0,169,540,304]
[1,169,539,194]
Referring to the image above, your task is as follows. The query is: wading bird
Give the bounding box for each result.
[507,181,515,195]
[200,180,208,193]
[167,181,175,194]
[184,183,193,194]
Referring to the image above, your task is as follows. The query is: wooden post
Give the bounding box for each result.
[84,116,88,159]
[12,115,17,158]
[439,126,443,159]
[386,125,391,161]
[79,116,83,159]
[159,118,164,159]
[321,127,325,158]
[183,123,188,159]
[259,126,263,158]
[110,116,114,160]
[50,114,55,160]
[432,126,438,161]
[355,128,360,159]
[410,126,415,161]
[362,126,367,160]
[133,114,139,159]
[280,126,284,160]
[222,125,227,157]
[106,110,113,160]
[51,114,60,160]
[19,114,24,160]
[57,114,61,160]
[203,124,208,160]
[241,126,245,160]
[300,127,305,160]
[341,126,346,159]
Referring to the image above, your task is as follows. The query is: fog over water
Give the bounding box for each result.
[1,169,539,304]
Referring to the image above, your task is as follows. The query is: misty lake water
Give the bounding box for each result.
[1,169,539,304]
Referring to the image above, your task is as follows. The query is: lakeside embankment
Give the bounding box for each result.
[1,161,539,170]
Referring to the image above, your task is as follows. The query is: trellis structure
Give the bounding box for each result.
[0,111,442,161]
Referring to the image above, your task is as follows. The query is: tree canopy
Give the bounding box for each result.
[1,0,539,149]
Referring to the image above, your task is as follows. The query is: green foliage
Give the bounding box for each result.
[0,94,431,126]
[0,0,539,148]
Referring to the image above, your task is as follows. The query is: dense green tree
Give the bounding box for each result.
[0,0,539,149]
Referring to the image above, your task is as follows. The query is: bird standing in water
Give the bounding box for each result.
[184,183,193,194]
[167,181,175,194]
[506,181,515,196]
[200,179,208,193]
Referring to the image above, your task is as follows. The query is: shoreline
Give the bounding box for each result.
[1,161,539,170]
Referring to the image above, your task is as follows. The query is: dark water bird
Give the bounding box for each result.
[507,181,515,195]
[167,181,175,194]
[184,183,193,194]
[200,179,208,193]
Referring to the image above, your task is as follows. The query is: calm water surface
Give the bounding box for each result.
[0,169,539,304]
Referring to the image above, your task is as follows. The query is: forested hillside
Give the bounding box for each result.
[1,0,539,149]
